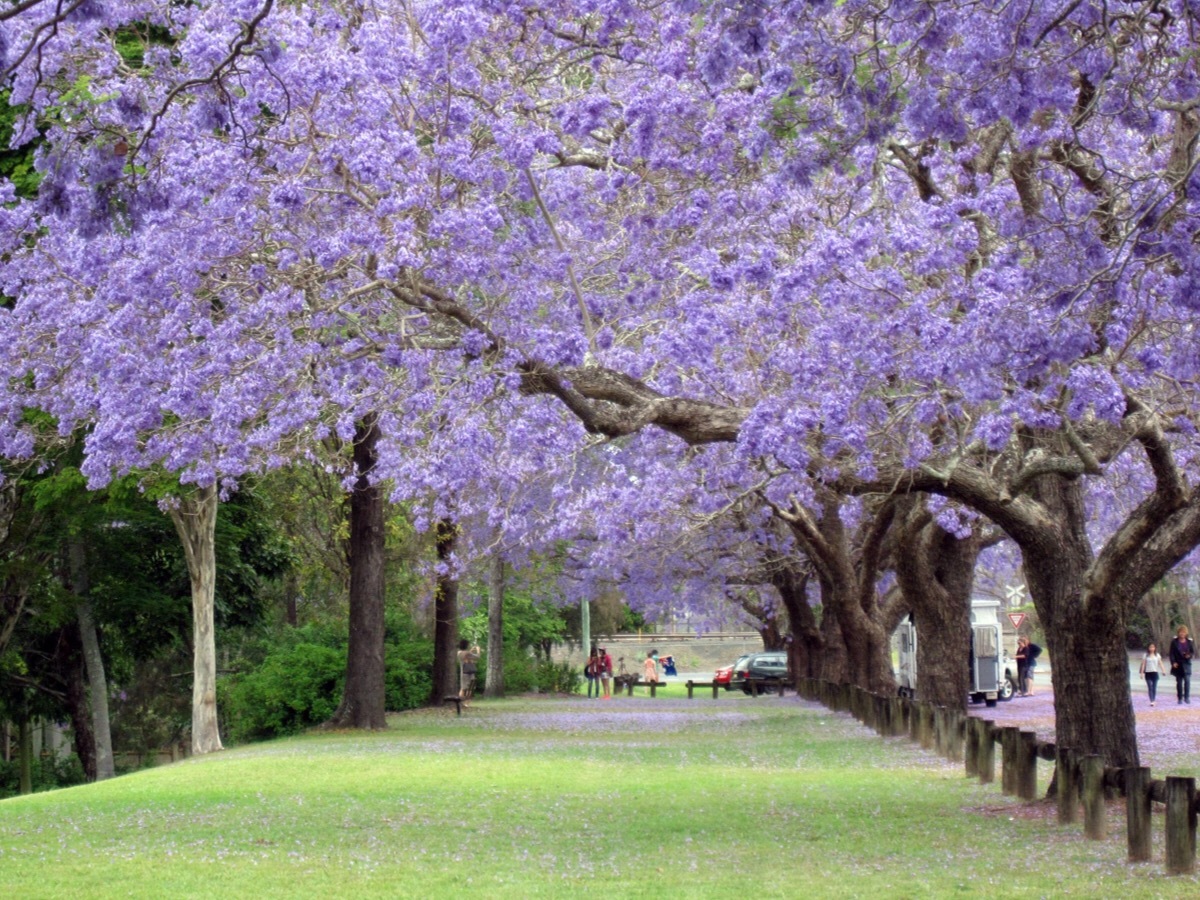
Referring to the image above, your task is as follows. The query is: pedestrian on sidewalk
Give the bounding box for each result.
[1170,626,1195,705]
[1140,642,1163,706]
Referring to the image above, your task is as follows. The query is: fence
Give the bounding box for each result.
[794,677,1199,877]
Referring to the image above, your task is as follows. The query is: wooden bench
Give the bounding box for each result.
[444,696,463,715]
[623,680,665,697]
[685,680,722,699]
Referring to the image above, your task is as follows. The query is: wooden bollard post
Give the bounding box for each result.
[650,682,657,698]
[1082,755,1106,840]
[686,680,694,700]
[1125,766,1152,863]
[1001,727,1019,795]
[977,720,995,785]
[919,704,935,751]
[908,699,920,743]
[1165,776,1197,875]
[712,682,719,699]
[1017,731,1038,800]
[964,718,978,777]
[1056,747,1079,825]
[947,710,964,763]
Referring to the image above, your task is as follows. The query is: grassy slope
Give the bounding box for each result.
[0,687,1192,898]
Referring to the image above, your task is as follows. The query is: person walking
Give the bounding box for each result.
[1170,626,1195,705]
[1140,642,1164,706]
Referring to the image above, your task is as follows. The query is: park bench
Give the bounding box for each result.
[622,680,662,697]
[682,678,794,698]
[444,696,463,715]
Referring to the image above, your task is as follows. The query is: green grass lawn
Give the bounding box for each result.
[1,688,1193,898]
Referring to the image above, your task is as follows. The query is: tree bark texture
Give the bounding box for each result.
[18,718,32,794]
[168,483,223,754]
[431,520,459,705]
[68,536,113,780]
[894,503,981,710]
[1021,474,1138,768]
[485,551,505,698]
[773,563,821,680]
[783,498,895,694]
[328,416,388,729]
[60,624,97,781]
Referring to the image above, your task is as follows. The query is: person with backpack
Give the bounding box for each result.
[585,645,601,699]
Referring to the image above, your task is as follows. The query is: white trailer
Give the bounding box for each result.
[892,598,1017,707]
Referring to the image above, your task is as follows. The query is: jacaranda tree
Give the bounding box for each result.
[4,2,1200,771]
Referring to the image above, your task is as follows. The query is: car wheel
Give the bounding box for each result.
[999,675,1016,702]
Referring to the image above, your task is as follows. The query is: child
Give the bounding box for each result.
[1140,642,1163,707]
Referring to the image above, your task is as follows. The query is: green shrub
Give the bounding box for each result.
[220,643,345,743]
[0,752,87,799]
[385,642,433,711]
[534,659,582,694]
[500,649,538,693]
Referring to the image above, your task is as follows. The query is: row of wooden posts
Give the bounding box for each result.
[794,677,1199,877]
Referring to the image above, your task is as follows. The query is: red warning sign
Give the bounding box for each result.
[1008,613,1027,630]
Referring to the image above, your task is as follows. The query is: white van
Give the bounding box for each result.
[892,598,1018,706]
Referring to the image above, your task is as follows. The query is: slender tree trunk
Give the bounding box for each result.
[67,537,113,781]
[485,552,505,698]
[73,604,113,779]
[431,520,459,705]
[60,625,97,781]
[328,416,388,729]
[168,484,223,754]
[18,718,32,794]
[285,571,299,628]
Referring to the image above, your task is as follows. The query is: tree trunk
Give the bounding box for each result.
[328,416,388,729]
[784,497,895,694]
[18,718,32,794]
[1022,474,1138,768]
[431,520,459,705]
[60,625,97,782]
[774,564,821,680]
[68,536,113,781]
[894,508,982,710]
[485,552,505,698]
[168,483,223,754]
[285,571,299,627]
[73,604,113,779]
